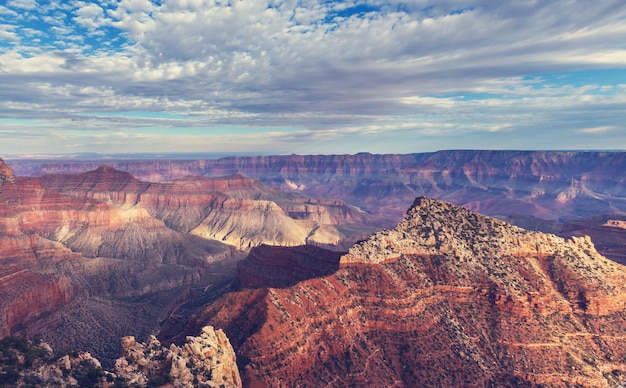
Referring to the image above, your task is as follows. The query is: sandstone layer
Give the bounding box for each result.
[169,197,626,387]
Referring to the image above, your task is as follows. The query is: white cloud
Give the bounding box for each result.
[74,3,107,30]
[7,0,37,10]
[1,0,626,154]
[0,6,18,16]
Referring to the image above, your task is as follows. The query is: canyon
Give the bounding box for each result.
[0,156,373,366]
[168,197,626,387]
[10,150,626,228]
[2,151,626,386]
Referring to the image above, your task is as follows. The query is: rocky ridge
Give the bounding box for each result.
[170,197,626,387]
[115,325,241,388]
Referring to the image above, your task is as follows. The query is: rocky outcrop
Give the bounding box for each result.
[0,336,109,387]
[0,158,14,181]
[562,215,626,265]
[0,328,241,388]
[171,197,626,387]
[115,326,241,388]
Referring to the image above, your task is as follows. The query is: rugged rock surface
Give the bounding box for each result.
[0,328,241,388]
[0,158,240,364]
[0,336,110,387]
[562,214,626,265]
[169,197,626,387]
[115,325,241,388]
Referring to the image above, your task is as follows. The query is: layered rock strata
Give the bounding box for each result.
[12,151,626,228]
[171,197,626,387]
[0,158,239,364]
[39,166,371,250]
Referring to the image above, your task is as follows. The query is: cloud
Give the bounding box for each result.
[1,0,626,154]
[7,0,37,10]
[579,126,620,134]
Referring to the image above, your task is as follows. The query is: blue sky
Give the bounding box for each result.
[1,0,625,156]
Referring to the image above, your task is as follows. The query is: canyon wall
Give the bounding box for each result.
[168,197,626,387]
[11,150,626,228]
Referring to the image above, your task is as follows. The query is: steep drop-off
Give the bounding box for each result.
[170,197,626,387]
[236,244,342,289]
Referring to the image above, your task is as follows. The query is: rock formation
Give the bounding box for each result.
[170,197,626,387]
[11,151,626,229]
[237,244,343,289]
[562,214,626,265]
[0,336,110,387]
[115,325,241,388]
[39,166,372,250]
[0,158,240,365]
[0,327,241,388]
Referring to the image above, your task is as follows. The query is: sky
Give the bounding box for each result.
[0,0,625,156]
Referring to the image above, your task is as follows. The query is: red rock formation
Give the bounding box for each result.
[40,166,372,251]
[0,158,237,362]
[170,197,626,387]
[12,150,626,232]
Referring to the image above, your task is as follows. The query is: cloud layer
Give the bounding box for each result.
[1,0,625,154]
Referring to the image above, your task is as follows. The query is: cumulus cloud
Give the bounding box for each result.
[0,0,626,154]
[7,0,37,10]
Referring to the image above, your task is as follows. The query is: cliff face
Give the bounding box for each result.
[12,151,626,228]
[173,197,626,387]
[0,158,239,364]
[40,166,373,251]
[237,244,342,289]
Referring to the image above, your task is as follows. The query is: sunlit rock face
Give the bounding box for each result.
[170,197,626,387]
[115,325,241,388]
[39,166,373,251]
[0,327,241,388]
